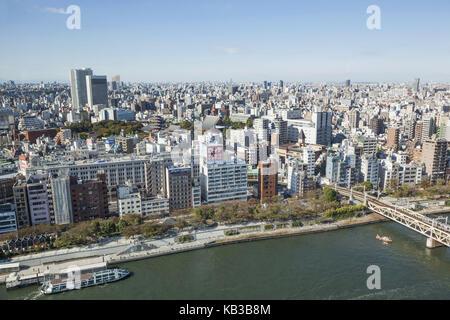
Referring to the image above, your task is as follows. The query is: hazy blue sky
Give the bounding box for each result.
[1,0,450,82]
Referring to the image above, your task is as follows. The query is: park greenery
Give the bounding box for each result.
[221,116,254,129]
[179,120,194,130]
[385,179,450,198]
[177,234,194,243]
[64,120,144,139]
[356,181,373,191]
[323,204,366,220]
[323,187,337,202]
[224,230,240,236]
[292,221,303,227]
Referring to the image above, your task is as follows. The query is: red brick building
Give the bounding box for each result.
[22,129,58,144]
[258,160,278,202]
[70,173,109,223]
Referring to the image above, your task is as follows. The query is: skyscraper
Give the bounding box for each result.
[111,75,121,90]
[413,78,420,92]
[86,75,108,108]
[70,68,93,109]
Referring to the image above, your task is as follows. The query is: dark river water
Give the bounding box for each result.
[1,221,449,300]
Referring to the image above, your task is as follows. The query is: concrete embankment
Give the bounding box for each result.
[107,214,388,265]
[0,213,389,285]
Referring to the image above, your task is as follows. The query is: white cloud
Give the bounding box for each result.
[214,46,240,55]
[43,7,68,15]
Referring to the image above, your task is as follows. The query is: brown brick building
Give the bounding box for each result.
[70,173,109,223]
[258,160,278,202]
[386,127,400,150]
[23,129,58,144]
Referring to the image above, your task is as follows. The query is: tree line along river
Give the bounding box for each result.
[1,220,449,300]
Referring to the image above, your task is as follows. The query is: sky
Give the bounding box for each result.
[1,0,450,83]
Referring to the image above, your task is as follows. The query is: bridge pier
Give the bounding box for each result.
[426,238,444,249]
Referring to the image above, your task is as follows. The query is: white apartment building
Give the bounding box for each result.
[361,154,379,189]
[199,131,247,204]
[302,146,316,177]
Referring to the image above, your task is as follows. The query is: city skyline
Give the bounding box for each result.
[1,0,450,82]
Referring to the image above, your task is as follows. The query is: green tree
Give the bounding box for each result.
[92,221,101,235]
[118,219,129,232]
[102,221,117,235]
[323,187,337,203]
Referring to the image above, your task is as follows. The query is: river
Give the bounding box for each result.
[1,220,449,300]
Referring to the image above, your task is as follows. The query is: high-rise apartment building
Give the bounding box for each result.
[361,154,379,189]
[50,173,73,225]
[369,116,384,135]
[273,119,288,146]
[422,138,447,183]
[387,127,400,150]
[312,107,333,146]
[348,109,360,129]
[164,167,193,211]
[13,177,30,229]
[26,174,52,226]
[70,173,109,223]
[257,159,277,202]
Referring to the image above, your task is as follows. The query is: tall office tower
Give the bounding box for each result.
[111,75,121,90]
[422,138,447,183]
[279,80,284,88]
[86,75,108,108]
[164,167,193,211]
[345,79,351,87]
[386,127,400,150]
[361,154,379,189]
[303,145,316,177]
[70,68,93,109]
[312,106,333,146]
[369,116,384,135]
[413,78,420,92]
[348,109,360,128]
[257,158,278,202]
[273,118,288,145]
[263,81,268,89]
[422,116,436,142]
